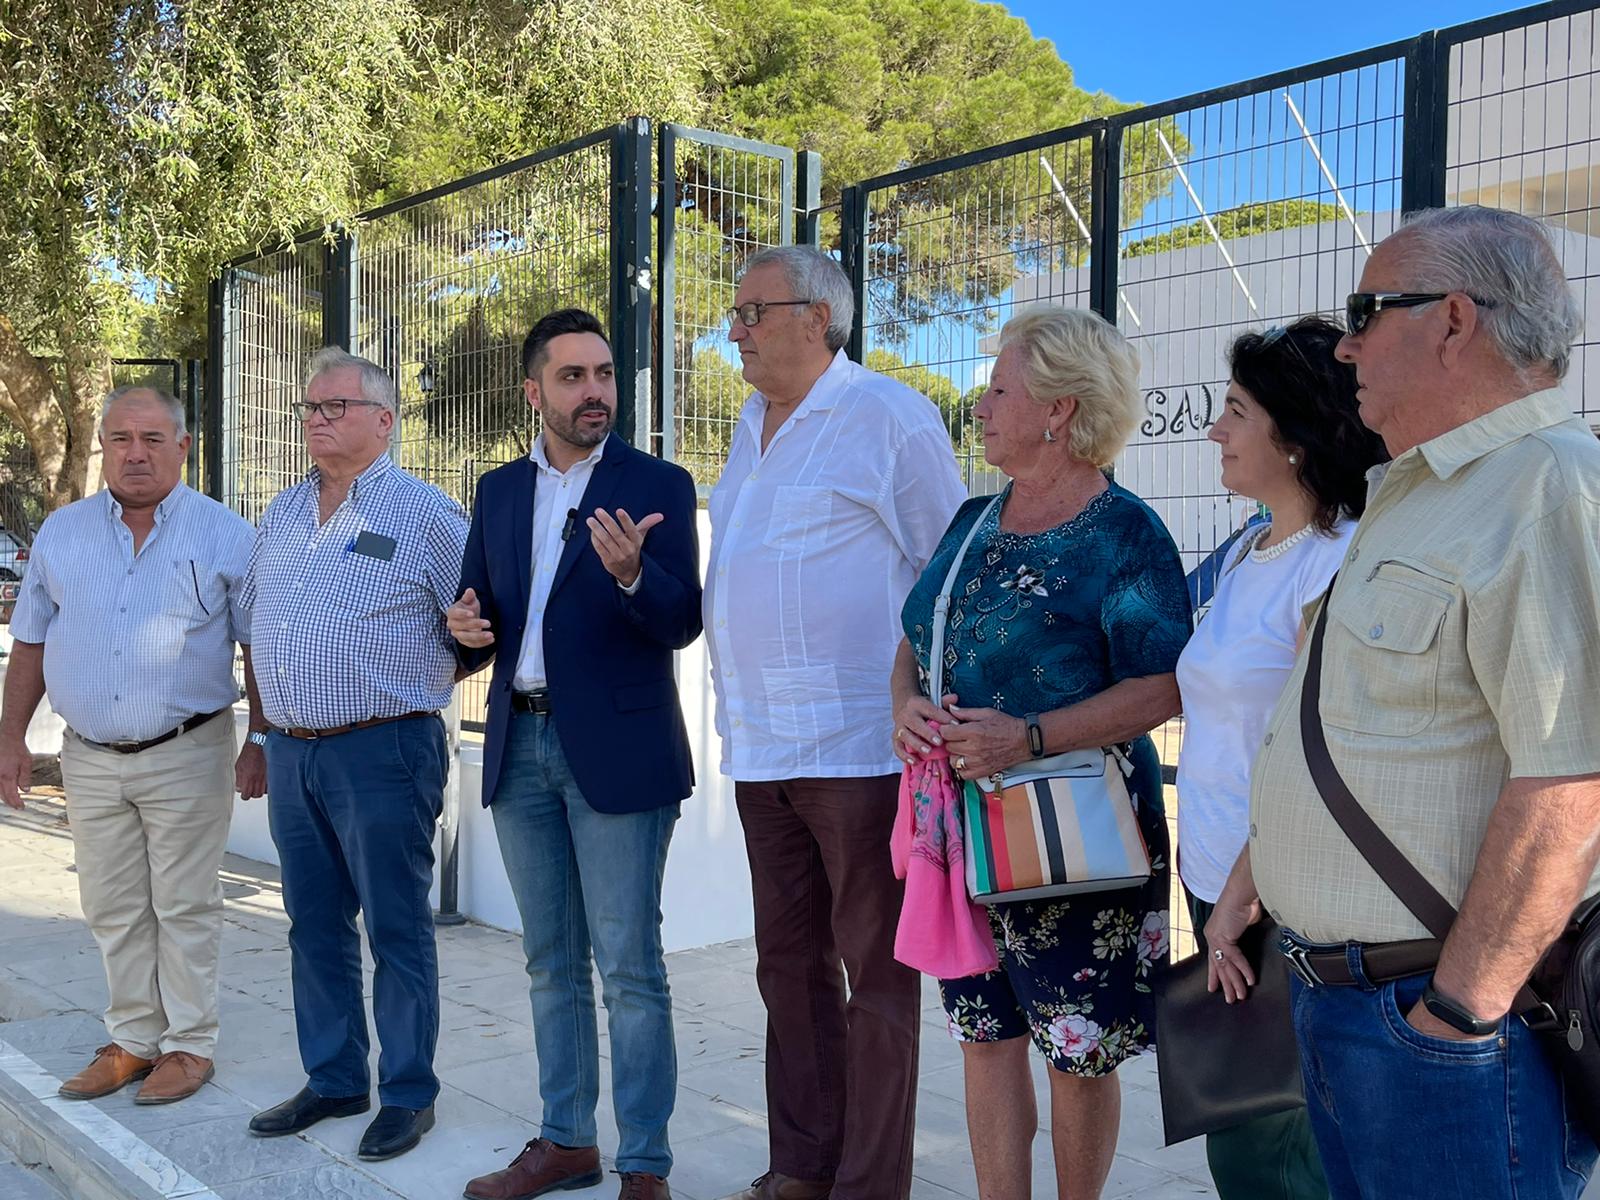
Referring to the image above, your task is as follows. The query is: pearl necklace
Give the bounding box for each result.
[1249,522,1315,563]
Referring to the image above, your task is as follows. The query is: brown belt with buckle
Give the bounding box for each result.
[1281,937,1443,988]
[275,711,437,740]
[77,708,230,755]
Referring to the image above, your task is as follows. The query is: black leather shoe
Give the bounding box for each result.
[247,1086,370,1137]
[357,1103,435,1161]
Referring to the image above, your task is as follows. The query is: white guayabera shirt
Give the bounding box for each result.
[705,350,967,782]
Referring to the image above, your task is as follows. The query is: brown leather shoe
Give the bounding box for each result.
[462,1138,603,1199]
[716,1173,832,1200]
[618,1173,670,1200]
[134,1051,215,1104]
[57,1044,155,1100]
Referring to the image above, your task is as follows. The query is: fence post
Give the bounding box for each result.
[1089,123,1121,327]
[204,274,226,502]
[611,116,654,449]
[322,231,354,351]
[840,183,867,362]
[1401,32,1447,214]
[797,150,823,247]
[185,358,203,489]
[656,123,678,462]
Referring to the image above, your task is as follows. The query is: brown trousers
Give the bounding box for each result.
[735,775,920,1200]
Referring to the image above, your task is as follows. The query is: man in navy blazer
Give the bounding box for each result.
[447,308,701,1200]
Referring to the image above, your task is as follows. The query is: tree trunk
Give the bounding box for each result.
[0,313,107,515]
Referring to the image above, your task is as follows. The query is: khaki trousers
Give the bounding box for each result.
[59,711,235,1059]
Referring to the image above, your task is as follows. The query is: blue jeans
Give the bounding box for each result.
[1286,933,1598,1199]
[491,710,678,1177]
[266,716,446,1110]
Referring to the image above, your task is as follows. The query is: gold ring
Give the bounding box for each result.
[954,755,967,771]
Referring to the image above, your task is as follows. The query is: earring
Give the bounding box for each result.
[1043,428,1056,443]
[1288,453,1300,465]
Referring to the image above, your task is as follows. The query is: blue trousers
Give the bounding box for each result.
[491,710,678,1177]
[266,716,446,1110]
[1288,933,1598,1199]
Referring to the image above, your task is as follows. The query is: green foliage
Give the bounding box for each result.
[1124,200,1353,258]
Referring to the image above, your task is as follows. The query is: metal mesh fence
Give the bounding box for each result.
[219,242,323,523]
[659,127,794,490]
[1445,7,1600,416]
[859,135,1098,495]
[353,135,614,732]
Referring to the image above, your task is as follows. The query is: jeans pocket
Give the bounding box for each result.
[1560,1069,1600,1178]
[1378,979,1504,1062]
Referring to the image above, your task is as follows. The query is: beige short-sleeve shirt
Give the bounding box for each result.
[1250,388,1600,944]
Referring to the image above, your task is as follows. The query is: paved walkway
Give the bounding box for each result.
[0,790,1215,1200]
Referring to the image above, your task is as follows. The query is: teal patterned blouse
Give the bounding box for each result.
[900,481,1193,801]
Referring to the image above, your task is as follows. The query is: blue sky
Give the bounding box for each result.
[1004,1,1521,105]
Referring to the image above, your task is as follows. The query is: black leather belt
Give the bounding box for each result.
[77,708,229,755]
[276,711,436,740]
[511,689,552,715]
[1280,936,1443,988]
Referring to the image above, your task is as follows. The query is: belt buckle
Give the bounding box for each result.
[1281,941,1325,987]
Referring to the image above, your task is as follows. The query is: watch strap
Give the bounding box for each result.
[1422,980,1497,1036]
[1024,712,1044,758]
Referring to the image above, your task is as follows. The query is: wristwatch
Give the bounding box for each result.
[247,730,269,748]
[1024,712,1045,758]
[1422,980,1498,1036]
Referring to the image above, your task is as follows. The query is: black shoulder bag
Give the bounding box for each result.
[1301,582,1600,1140]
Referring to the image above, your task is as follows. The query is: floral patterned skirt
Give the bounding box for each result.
[937,770,1170,1077]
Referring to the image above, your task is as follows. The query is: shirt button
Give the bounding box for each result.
[1370,624,1384,639]
[1263,732,1273,746]
[119,607,126,614]
[1249,823,1258,838]
[717,566,726,577]
[749,473,758,481]
[734,718,743,727]
[113,650,121,656]
[717,619,726,628]
[1349,548,1360,562]
[724,668,734,677]
[126,568,133,576]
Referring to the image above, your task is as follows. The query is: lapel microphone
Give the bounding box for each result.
[561,508,580,541]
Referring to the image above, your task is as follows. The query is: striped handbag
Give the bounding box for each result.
[926,494,1151,906]
[961,747,1151,904]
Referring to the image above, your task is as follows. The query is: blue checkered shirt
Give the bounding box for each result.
[240,454,468,729]
[10,483,255,743]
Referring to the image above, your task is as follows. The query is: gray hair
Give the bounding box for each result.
[304,346,398,414]
[1000,305,1143,468]
[1393,206,1583,380]
[101,384,186,436]
[741,245,855,352]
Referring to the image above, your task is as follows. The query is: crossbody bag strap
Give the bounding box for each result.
[929,494,1004,706]
[1301,582,1547,1014]
[1300,581,1458,940]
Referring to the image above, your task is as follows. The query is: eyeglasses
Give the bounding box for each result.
[1345,292,1496,336]
[726,299,813,329]
[294,398,384,422]
[1260,324,1318,375]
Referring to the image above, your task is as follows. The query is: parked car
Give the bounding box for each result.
[0,527,29,582]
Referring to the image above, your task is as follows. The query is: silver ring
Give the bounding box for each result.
[1213,949,1226,962]
[954,755,967,771]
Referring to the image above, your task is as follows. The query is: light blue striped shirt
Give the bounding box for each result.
[240,454,468,729]
[11,483,255,743]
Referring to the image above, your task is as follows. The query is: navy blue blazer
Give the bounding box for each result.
[456,434,702,813]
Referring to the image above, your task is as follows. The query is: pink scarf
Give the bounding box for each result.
[890,737,998,979]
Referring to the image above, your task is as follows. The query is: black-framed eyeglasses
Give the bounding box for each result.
[1345,292,1496,336]
[726,299,813,329]
[294,398,384,422]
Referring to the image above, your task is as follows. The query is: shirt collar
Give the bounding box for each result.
[530,432,607,475]
[742,348,852,431]
[105,481,188,523]
[307,452,394,498]
[1416,387,1576,480]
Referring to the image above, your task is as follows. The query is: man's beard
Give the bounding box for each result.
[545,403,615,449]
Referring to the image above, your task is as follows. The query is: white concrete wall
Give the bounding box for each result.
[222,509,757,954]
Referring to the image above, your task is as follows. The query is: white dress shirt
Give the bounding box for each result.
[12,484,255,743]
[705,350,968,781]
[513,434,612,690]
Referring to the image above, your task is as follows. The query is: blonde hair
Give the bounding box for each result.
[999,306,1143,467]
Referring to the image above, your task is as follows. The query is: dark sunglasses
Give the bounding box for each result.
[1345,291,1496,336]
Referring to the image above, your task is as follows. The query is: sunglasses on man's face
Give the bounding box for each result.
[1344,291,1496,336]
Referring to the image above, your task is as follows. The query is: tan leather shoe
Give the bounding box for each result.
[716,1173,832,1200]
[134,1051,215,1105]
[57,1043,155,1100]
[619,1173,671,1200]
[463,1138,603,1199]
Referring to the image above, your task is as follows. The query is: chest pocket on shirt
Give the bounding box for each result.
[168,559,225,626]
[763,486,834,553]
[1322,562,1454,737]
[335,552,406,616]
